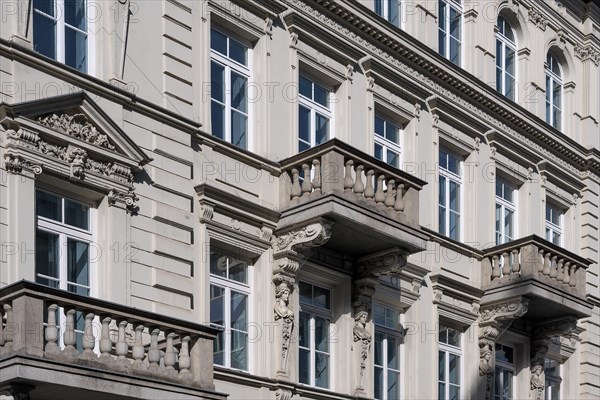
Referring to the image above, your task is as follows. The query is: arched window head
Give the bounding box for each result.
[545,52,563,130]
[496,15,517,100]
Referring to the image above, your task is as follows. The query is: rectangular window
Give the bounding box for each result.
[495,179,517,245]
[375,114,402,169]
[545,202,563,246]
[439,148,462,241]
[494,344,515,400]
[298,75,332,152]
[438,0,462,66]
[209,249,250,371]
[438,324,461,400]
[33,0,89,73]
[544,358,561,400]
[210,28,250,150]
[299,281,331,389]
[374,304,401,400]
[375,0,401,27]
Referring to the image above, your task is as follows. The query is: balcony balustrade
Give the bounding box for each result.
[0,281,224,400]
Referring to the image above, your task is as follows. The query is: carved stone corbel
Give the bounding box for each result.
[275,387,293,400]
[355,249,406,279]
[478,297,529,400]
[107,189,139,213]
[272,220,333,376]
[3,153,42,175]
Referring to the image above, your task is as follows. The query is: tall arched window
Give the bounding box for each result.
[545,52,562,130]
[495,15,516,100]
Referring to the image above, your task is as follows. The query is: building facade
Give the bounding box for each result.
[0,0,599,399]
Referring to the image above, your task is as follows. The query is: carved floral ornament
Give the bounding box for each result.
[37,113,116,150]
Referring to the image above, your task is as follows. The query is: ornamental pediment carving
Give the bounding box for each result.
[1,93,150,185]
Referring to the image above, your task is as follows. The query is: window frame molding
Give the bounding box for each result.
[374,112,403,169]
[373,303,402,400]
[493,342,516,400]
[297,72,335,152]
[495,177,518,245]
[545,52,563,131]
[495,15,517,101]
[437,322,463,400]
[438,0,463,66]
[374,0,402,28]
[545,200,564,246]
[438,146,463,242]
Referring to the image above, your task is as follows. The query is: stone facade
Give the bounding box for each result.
[0,0,598,399]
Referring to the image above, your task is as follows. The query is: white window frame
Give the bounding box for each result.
[545,201,563,246]
[298,74,333,152]
[209,250,252,372]
[210,27,252,150]
[375,0,402,28]
[438,0,463,66]
[32,0,95,75]
[438,323,462,400]
[374,113,403,169]
[495,15,517,101]
[373,304,401,400]
[298,281,333,390]
[494,343,516,400]
[35,189,96,297]
[495,178,517,245]
[545,53,563,131]
[544,358,562,400]
[438,147,463,241]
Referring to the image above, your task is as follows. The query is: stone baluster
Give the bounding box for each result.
[164,332,177,376]
[501,252,510,276]
[99,317,113,361]
[132,324,145,368]
[549,255,558,278]
[82,312,96,359]
[2,304,13,352]
[394,183,405,211]
[511,249,520,273]
[562,262,571,284]
[63,309,77,356]
[543,252,551,275]
[312,160,321,193]
[569,265,577,287]
[353,165,365,194]
[344,160,354,190]
[148,328,161,372]
[537,250,545,272]
[178,336,192,380]
[115,320,129,365]
[44,304,59,354]
[492,255,500,279]
[556,259,564,281]
[301,164,312,194]
[364,170,375,199]
[374,175,386,203]
[290,169,301,199]
[384,179,396,207]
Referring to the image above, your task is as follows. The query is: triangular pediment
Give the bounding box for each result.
[0,92,151,169]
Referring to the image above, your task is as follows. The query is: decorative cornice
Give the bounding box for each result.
[575,43,600,65]
[528,6,548,31]
[37,113,115,150]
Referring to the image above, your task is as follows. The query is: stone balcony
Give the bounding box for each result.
[480,235,593,322]
[0,281,226,400]
[278,139,428,258]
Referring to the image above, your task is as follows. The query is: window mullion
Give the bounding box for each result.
[57,0,66,64]
[225,287,232,368]
[310,315,316,386]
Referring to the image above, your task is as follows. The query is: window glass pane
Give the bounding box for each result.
[505,48,515,76]
[299,282,312,305]
[36,190,62,221]
[299,312,310,348]
[315,113,329,145]
[65,198,89,230]
[231,110,248,150]
[387,336,398,369]
[315,352,329,388]
[504,209,513,240]
[389,0,399,26]
[374,304,385,326]
[210,251,227,278]
[439,382,446,400]
[36,230,60,285]
[67,239,89,295]
[496,40,502,68]
[450,37,460,65]
[388,370,399,399]
[65,26,87,72]
[299,105,311,144]
[375,0,383,16]
[439,28,446,57]
[439,1,446,31]
[386,122,399,143]
[211,102,225,140]
[231,72,248,113]
[495,343,513,363]
[447,327,460,347]
[439,176,447,205]
[449,385,460,400]
[449,181,459,212]
[447,153,459,175]
[385,308,397,329]
[387,150,399,168]
[315,316,329,352]
[33,13,56,60]
[438,351,446,380]
[210,285,225,325]
[449,211,459,240]
[314,83,329,108]
[449,8,460,40]
[375,116,385,137]
[64,0,86,31]
[313,286,330,309]
[449,354,460,384]
[211,29,227,55]
[213,330,225,366]
[228,258,247,284]
[439,324,448,344]
[375,143,383,161]
[211,61,225,103]
[299,347,310,384]
[230,330,247,370]
[439,205,446,235]
[228,38,247,65]
[375,332,384,366]
[505,75,514,100]
[374,366,384,399]
[553,81,561,108]
[230,291,247,330]
[34,0,55,16]
[299,75,312,99]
